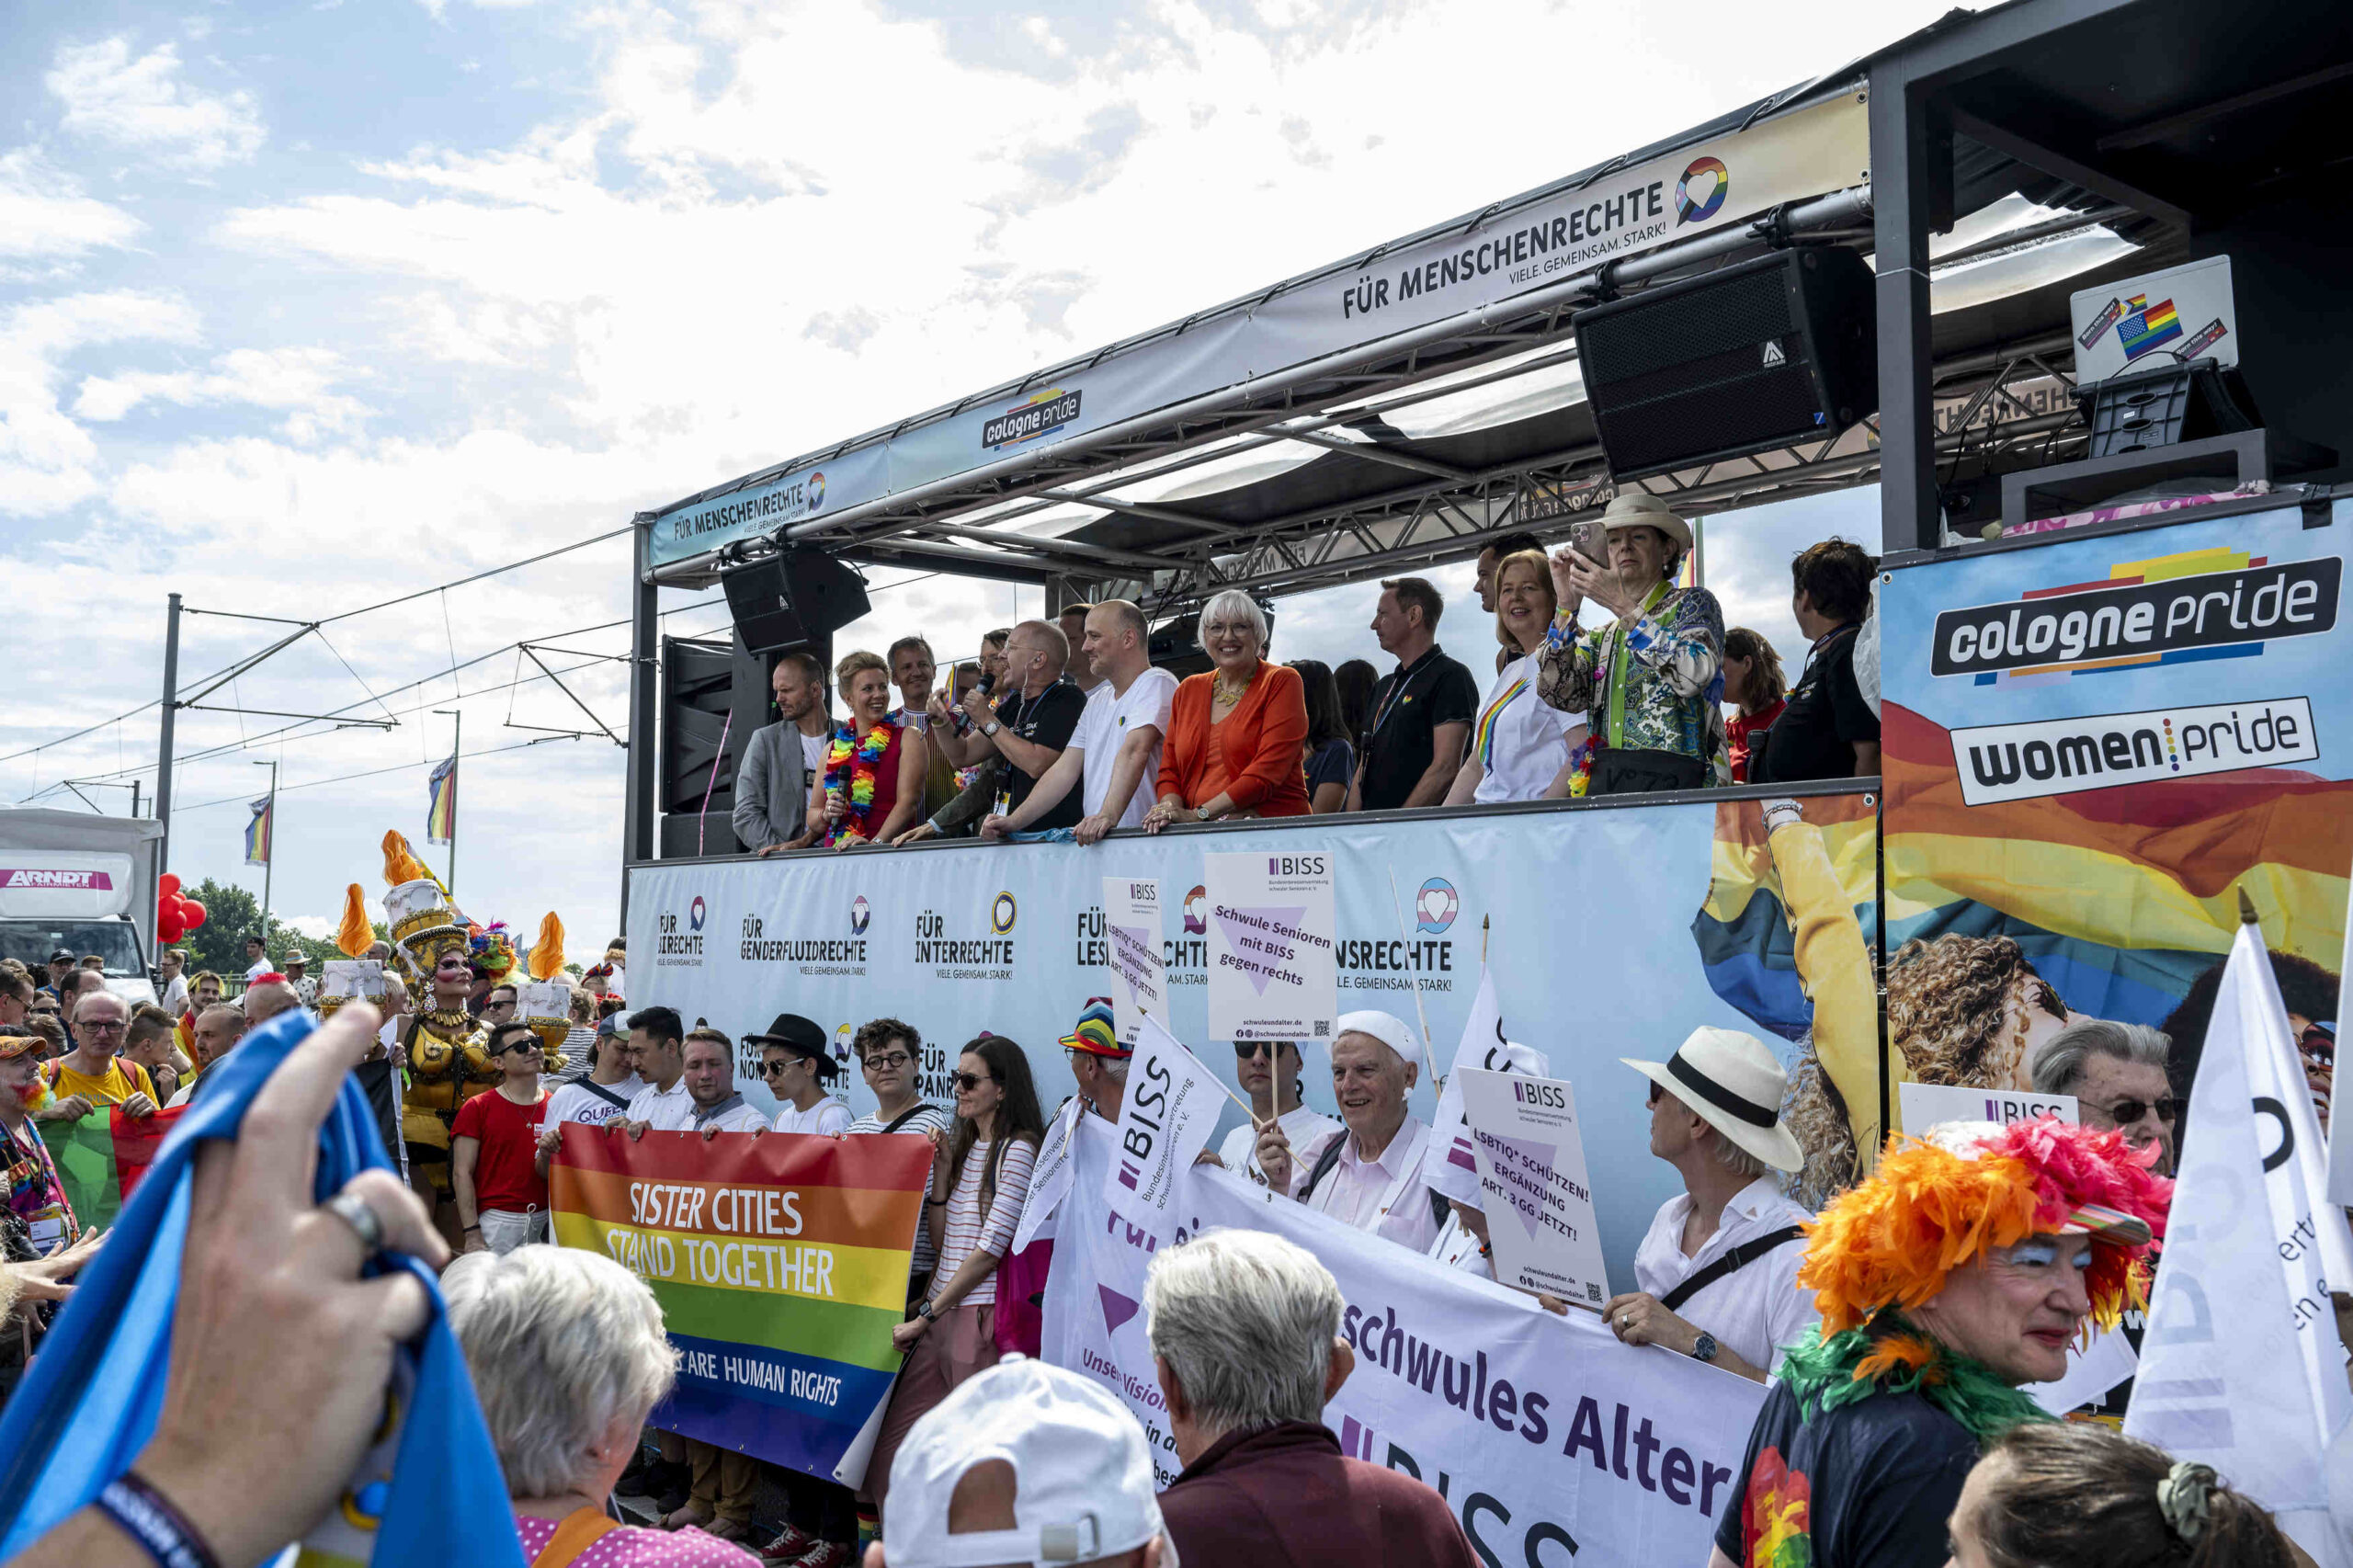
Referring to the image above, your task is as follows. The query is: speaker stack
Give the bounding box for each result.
[1573,248,1878,480]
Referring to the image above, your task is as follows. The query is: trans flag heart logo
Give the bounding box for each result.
[1415,877,1459,934]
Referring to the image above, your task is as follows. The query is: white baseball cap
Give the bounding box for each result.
[1334,1008,1420,1068]
[884,1358,1166,1568]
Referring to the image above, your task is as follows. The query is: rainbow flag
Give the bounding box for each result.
[244,794,273,865]
[426,755,457,846]
[37,1103,189,1232]
[1883,700,2353,1026]
[551,1125,930,1482]
[1690,790,1881,1041]
[2118,293,2183,361]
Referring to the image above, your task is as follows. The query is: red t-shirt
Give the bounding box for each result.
[451,1087,550,1214]
[1726,697,1787,784]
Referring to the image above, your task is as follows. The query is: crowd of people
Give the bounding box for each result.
[728,494,1886,855]
[0,980,2322,1568]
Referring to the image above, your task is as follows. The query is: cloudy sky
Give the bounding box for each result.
[2,0,1951,947]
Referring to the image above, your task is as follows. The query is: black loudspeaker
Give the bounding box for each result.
[1573,247,1877,481]
[722,550,870,655]
[660,637,738,815]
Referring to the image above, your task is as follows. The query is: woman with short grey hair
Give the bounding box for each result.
[443,1246,758,1563]
[2029,1017,2179,1172]
[1145,593,1311,829]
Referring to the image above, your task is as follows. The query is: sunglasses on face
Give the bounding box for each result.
[1234,1042,1277,1061]
[2102,1096,2185,1125]
[953,1071,995,1092]
[483,1000,516,1013]
[2299,1022,2336,1070]
[760,1058,805,1076]
[1646,1081,1664,1108]
[863,1052,912,1072]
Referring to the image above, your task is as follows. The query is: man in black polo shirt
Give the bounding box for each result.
[930,617,1089,832]
[1347,576,1478,812]
[1754,538,1881,784]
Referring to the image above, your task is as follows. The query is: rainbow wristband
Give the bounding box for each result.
[96,1472,221,1568]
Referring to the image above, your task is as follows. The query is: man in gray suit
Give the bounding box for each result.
[732,650,832,855]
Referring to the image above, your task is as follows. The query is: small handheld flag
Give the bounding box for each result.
[426,755,457,846]
[244,794,273,866]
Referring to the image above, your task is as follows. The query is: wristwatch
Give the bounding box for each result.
[1194,804,1214,822]
[917,1298,938,1321]
[1691,1332,1720,1364]
[982,720,1002,738]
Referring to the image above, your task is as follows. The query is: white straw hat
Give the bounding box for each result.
[1622,1026,1802,1173]
[1597,490,1694,554]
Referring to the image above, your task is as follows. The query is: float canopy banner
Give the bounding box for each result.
[642,92,1870,566]
[1040,1114,1767,1567]
[627,789,1881,1290]
[1881,499,2353,1051]
[550,1125,931,1484]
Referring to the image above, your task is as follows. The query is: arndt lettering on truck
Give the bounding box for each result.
[1928,559,2340,677]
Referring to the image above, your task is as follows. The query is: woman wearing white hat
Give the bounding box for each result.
[1611,1027,1819,1384]
[1538,491,1729,796]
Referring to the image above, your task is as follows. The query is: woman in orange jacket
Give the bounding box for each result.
[1143,589,1312,829]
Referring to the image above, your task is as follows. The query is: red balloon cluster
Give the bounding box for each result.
[157,873,209,945]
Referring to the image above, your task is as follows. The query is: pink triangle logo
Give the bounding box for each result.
[1098,1285,1141,1335]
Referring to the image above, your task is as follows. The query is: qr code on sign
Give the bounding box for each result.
[1313,1020,1330,1036]
[1585,1282,1603,1303]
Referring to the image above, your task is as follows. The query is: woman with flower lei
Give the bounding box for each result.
[813,649,928,849]
[1709,1117,2170,1568]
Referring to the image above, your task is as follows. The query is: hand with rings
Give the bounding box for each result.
[78,1003,451,1568]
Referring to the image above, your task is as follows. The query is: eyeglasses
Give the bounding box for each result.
[483,1000,516,1015]
[953,1071,995,1092]
[80,1019,127,1034]
[863,1051,913,1071]
[1645,1081,1664,1108]
[2102,1096,2186,1125]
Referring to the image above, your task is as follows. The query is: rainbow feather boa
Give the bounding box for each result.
[824,721,897,841]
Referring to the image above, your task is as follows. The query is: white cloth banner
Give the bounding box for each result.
[1011,1096,1086,1255]
[1105,1016,1227,1229]
[1102,876,1167,1049]
[1202,850,1338,1042]
[1040,1114,1767,1566]
[1459,1069,1608,1306]
[2126,921,2353,1566]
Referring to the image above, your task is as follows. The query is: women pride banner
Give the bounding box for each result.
[551,1125,932,1484]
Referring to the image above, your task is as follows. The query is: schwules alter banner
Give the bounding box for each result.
[1202,849,1338,1042]
[1040,1116,1766,1567]
[1104,1016,1228,1229]
[1102,875,1167,1049]
[1457,1069,1608,1307]
[550,1125,930,1485]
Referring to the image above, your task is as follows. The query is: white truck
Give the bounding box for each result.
[0,808,164,1006]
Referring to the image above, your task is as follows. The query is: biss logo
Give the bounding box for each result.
[1513,1079,1567,1109]
[1266,854,1326,878]
[1114,1052,1176,1192]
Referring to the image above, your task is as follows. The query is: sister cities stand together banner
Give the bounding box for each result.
[1881,498,2353,1089]
[549,1125,932,1485]
[1040,1115,1765,1566]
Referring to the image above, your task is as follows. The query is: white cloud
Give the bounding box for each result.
[0,148,143,276]
[74,347,372,441]
[0,290,203,516]
[46,38,267,171]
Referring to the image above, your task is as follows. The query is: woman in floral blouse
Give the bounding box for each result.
[1537,492,1727,795]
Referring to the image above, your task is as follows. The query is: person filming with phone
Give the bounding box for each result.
[1538,492,1727,797]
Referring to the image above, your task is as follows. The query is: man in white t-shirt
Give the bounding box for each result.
[617,1006,694,1135]
[241,934,269,984]
[979,599,1176,846]
[535,1018,646,1175]
[1209,1039,1337,1187]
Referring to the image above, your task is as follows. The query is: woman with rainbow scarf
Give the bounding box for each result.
[1446,547,1588,804]
[813,650,929,850]
[1711,1117,2170,1568]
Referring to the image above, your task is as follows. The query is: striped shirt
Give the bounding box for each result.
[847,1102,951,1278]
[936,1134,1036,1307]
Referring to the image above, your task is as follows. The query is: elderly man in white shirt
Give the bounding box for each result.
[1255,1009,1445,1254]
[1610,1026,1817,1383]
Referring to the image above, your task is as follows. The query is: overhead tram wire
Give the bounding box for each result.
[170,734,588,813]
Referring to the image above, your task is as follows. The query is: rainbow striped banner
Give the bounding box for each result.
[550,1125,930,1482]
[426,755,457,846]
[244,794,273,865]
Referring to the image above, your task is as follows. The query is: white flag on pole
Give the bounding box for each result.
[1102,1015,1223,1232]
[2125,918,2353,1566]
[1426,968,1553,1209]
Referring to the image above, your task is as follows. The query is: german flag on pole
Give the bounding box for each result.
[244,794,272,865]
[38,1104,188,1231]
